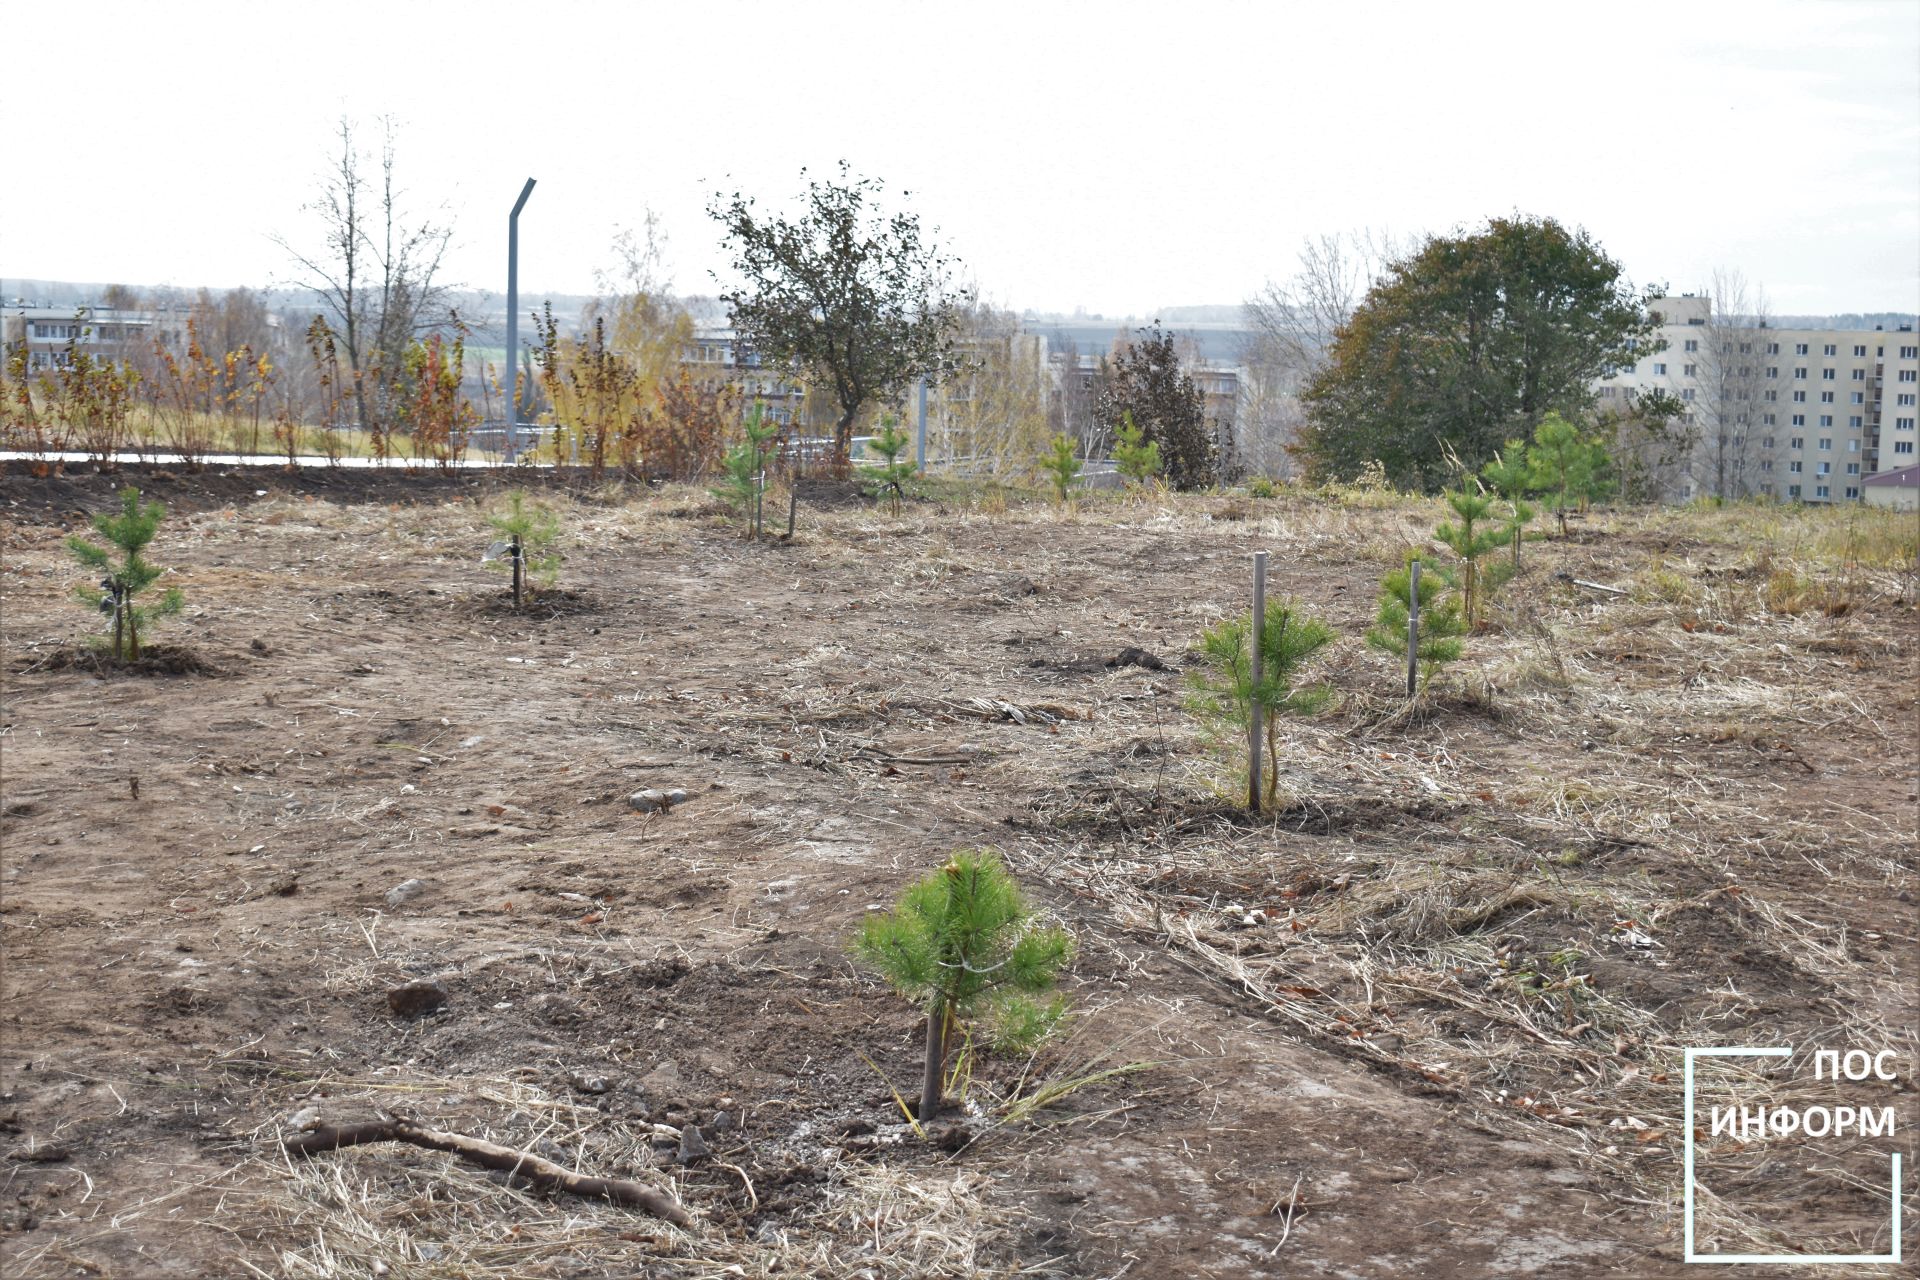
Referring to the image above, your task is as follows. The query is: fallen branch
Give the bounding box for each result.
[1553,572,1629,596]
[283,1118,691,1226]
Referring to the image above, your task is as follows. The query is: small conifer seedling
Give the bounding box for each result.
[1526,412,1610,537]
[853,849,1071,1123]
[67,486,183,661]
[1480,440,1537,569]
[1039,434,1082,503]
[1434,487,1508,628]
[867,415,915,513]
[1111,411,1163,491]
[1186,598,1336,811]
[712,401,781,537]
[486,491,562,610]
[1365,557,1467,695]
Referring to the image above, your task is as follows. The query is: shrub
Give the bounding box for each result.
[1364,558,1467,694]
[1247,475,1278,500]
[1186,597,1336,811]
[486,491,562,608]
[67,487,184,661]
[853,850,1071,1123]
[1039,434,1082,502]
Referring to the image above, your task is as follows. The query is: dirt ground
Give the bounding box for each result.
[2,463,1915,1279]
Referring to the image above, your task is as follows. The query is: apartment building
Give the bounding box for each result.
[682,328,817,429]
[3,304,185,372]
[1596,293,1920,504]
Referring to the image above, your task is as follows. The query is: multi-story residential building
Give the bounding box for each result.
[682,327,817,430]
[3,304,186,372]
[1596,293,1920,504]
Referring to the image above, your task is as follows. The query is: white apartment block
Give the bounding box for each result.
[1596,294,1920,504]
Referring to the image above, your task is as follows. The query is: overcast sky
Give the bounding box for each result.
[5,0,1917,318]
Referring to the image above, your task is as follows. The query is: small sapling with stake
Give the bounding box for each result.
[712,401,781,538]
[1186,592,1337,812]
[485,491,561,610]
[866,414,915,513]
[1039,433,1082,503]
[853,849,1070,1124]
[67,486,183,661]
[1365,555,1466,696]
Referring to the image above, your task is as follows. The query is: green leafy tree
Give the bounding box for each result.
[711,401,781,537]
[1364,559,1467,693]
[1039,433,1082,502]
[1299,216,1659,490]
[1186,598,1336,811]
[1527,412,1611,536]
[67,487,184,661]
[866,414,915,513]
[486,491,562,609]
[853,850,1071,1123]
[1095,325,1221,490]
[1434,488,1507,627]
[709,163,966,466]
[1479,440,1537,569]
[1111,411,1164,489]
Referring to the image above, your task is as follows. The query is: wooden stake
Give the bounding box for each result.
[1406,558,1421,699]
[785,487,797,540]
[1249,551,1266,812]
[511,538,523,611]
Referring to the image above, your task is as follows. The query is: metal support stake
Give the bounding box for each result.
[755,470,765,541]
[915,375,928,471]
[511,537,523,611]
[1406,558,1422,699]
[1249,551,1267,812]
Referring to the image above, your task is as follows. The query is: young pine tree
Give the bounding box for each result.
[1186,598,1337,811]
[712,401,781,537]
[67,486,184,661]
[853,850,1071,1123]
[487,491,562,609]
[1364,558,1468,695]
[1526,412,1609,537]
[867,414,915,513]
[1479,440,1537,569]
[1434,487,1508,628]
[1039,433,1082,502]
[1111,411,1163,490]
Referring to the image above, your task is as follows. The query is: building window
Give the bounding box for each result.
[1850,416,1863,428]
[1766,366,1779,378]
[1764,390,1778,402]
[1790,434,1805,446]
[1902,346,1918,359]
[1763,435,1775,446]
[1791,417,1805,429]
[1899,417,1918,429]
[1794,368,1808,379]
[1900,394,1917,406]
[1821,368,1836,380]
[1819,415,1833,427]
[1653,362,1667,375]
[1852,392,1866,404]
[1854,344,1867,357]
[1793,390,1807,402]
[1684,339,1698,352]
[1795,343,1809,355]
[1901,370,1918,383]
[1818,437,1832,449]
[1815,485,1830,498]
[1845,487,1859,498]
[1767,342,1780,354]
[1817,461,1830,475]
[1789,485,1802,497]
[1761,460,1774,472]
[1789,461,1803,473]
[1681,389,1695,401]
[1683,363,1696,376]
[1847,463,1860,474]
[1823,344,1837,357]
[1897,441,1917,455]
[1849,439,1860,451]
[1821,391,1834,403]
[1852,368,1866,381]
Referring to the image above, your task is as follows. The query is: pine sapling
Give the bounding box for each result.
[67,486,183,661]
[853,849,1071,1124]
[1186,597,1337,811]
[1480,440,1536,569]
[1040,434,1082,503]
[1526,412,1607,537]
[1112,411,1163,491]
[867,415,914,513]
[487,491,562,609]
[1434,487,1505,627]
[712,401,780,537]
[1364,557,1467,695]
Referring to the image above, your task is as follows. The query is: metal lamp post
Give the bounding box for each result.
[505,178,537,462]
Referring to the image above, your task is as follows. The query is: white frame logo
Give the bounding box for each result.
[1683,1046,1903,1265]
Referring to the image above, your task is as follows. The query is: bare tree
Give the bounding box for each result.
[276,116,456,435]
[1239,233,1381,477]
[1682,269,1774,500]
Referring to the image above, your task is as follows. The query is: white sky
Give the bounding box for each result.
[5,0,1917,317]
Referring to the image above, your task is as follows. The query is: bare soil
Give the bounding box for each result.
[1,465,1914,1278]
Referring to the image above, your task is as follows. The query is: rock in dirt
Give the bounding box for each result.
[676,1124,710,1163]
[628,788,690,813]
[711,1110,736,1133]
[384,878,427,909]
[640,1059,681,1092]
[568,1070,610,1095]
[7,1144,71,1163]
[386,978,448,1018]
